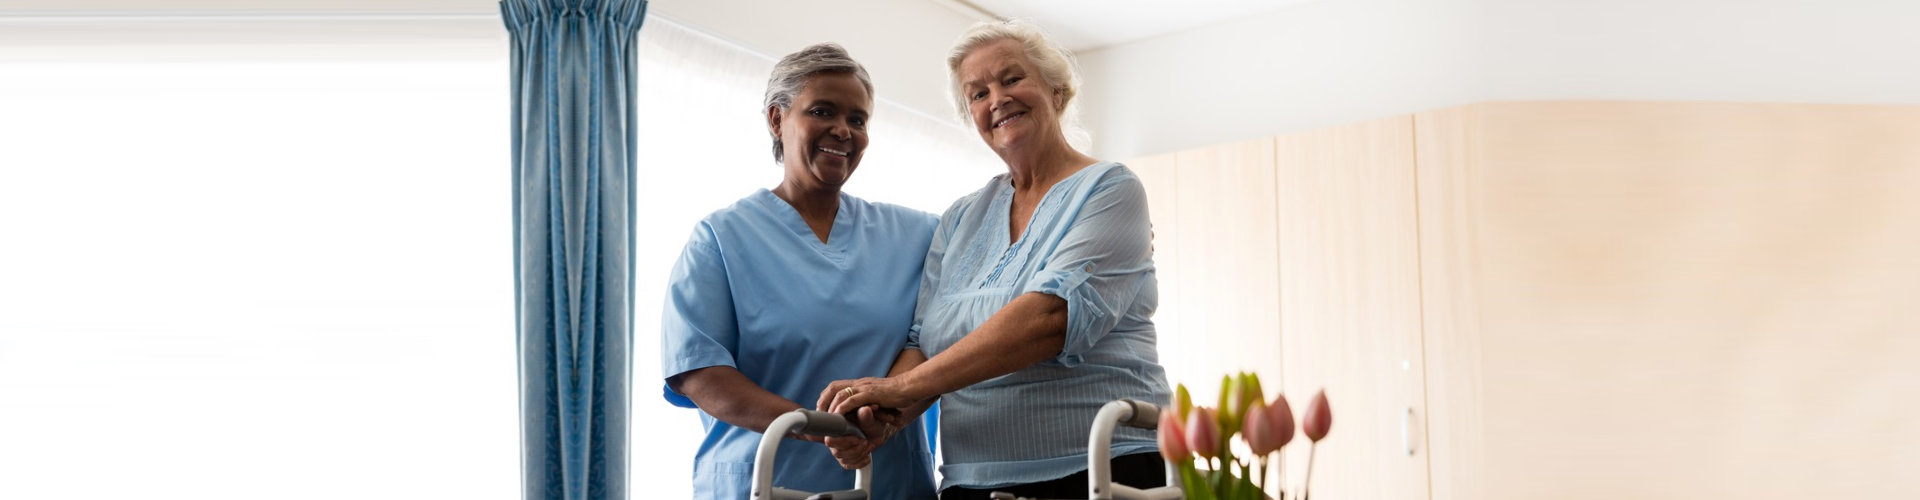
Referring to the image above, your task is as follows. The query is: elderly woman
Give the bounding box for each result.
[821,21,1172,499]
[659,43,938,500]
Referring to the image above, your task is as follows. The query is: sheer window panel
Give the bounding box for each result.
[0,13,1002,500]
[0,59,516,499]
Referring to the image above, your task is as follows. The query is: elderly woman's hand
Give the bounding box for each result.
[822,405,899,469]
[818,377,921,414]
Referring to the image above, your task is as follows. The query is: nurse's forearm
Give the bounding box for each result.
[898,292,1067,400]
[668,365,801,434]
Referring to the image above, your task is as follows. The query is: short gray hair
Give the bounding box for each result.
[945,20,1083,132]
[763,43,874,163]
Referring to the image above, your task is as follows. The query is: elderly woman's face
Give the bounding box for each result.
[770,72,872,190]
[957,39,1062,155]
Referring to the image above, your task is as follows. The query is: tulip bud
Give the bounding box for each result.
[1174,384,1194,421]
[1241,372,1266,412]
[1186,406,1220,460]
[1218,375,1243,438]
[1303,389,1333,442]
[1242,401,1278,455]
[1157,406,1191,463]
[1270,393,1296,449]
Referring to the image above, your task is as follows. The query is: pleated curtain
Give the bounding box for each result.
[502,1,647,498]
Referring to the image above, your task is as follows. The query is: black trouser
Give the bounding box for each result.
[939,452,1167,500]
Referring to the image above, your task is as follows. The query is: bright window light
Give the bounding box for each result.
[1,14,999,500]
[0,58,518,498]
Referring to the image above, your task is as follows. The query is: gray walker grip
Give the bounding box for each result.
[792,409,867,439]
[1119,399,1160,430]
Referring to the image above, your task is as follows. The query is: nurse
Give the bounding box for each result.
[659,43,938,500]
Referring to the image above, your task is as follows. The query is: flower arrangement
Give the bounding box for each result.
[1159,373,1333,500]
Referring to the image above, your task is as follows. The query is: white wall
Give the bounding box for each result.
[650,0,987,126]
[0,0,986,124]
[1078,0,1920,160]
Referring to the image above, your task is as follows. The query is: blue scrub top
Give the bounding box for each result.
[661,189,938,500]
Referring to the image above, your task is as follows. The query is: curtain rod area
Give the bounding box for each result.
[0,10,498,23]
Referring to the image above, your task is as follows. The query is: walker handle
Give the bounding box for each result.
[1117,399,1160,430]
[789,409,866,439]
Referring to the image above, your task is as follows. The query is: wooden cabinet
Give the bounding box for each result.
[1172,138,1283,386]
[1131,128,1427,498]
[1128,139,1282,400]
[1415,102,1920,500]
[1272,116,1429,500]
[1132,101,1920,500]
[1124,152,1192,385]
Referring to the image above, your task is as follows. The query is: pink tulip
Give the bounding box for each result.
[1303,389,1333,442]
[1186,406,1220,459]
[1242,401,1279,455]
[1157,406,1191,462]
[1269,393,1297,449]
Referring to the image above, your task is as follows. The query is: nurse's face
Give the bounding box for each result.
[768,72,872,192]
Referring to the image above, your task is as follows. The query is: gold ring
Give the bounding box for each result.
[841,387,855,395]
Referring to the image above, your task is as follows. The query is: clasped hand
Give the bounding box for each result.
[815,377,920,470]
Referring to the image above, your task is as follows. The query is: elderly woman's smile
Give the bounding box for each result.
[992,109,1026,129]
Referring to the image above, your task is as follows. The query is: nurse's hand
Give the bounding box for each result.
[819,377,920,414]
[824,405,898,469]
[824,434,872,469]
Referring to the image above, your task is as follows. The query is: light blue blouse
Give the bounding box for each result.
[909,161,1172,490]
[661,189,938,500]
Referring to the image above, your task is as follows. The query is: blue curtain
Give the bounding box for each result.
[503,1,647,499]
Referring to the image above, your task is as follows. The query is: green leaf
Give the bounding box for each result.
[1181,464,1216,500]
[1175,383,1194,420]
[1238,462,1260,500]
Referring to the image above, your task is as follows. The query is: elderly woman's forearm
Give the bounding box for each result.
[899,292,1068,398]
[886,349,939,418]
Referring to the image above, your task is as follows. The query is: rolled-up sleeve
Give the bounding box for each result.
[659,223,738,408]
[1021,170,1154,367]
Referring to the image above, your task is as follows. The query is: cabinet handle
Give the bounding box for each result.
[1402,407,1415,456]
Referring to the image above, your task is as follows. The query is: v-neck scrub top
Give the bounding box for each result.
[661,189,938,500]
[907,162,1173,490]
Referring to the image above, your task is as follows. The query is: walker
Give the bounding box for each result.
[989,399,1185,500]
[751,409,875,500]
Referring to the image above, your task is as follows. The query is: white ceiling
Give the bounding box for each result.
[957,0,1329,52]
[2,0,1326,54]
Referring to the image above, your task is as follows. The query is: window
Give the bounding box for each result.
[0,12,996,500]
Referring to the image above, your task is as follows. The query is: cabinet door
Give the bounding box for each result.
[1170,138,1283,392]
[1275,116,1430,500]
[1411,106,1485,500]
[1416,101,1920,500]
[1126,153,1188,384]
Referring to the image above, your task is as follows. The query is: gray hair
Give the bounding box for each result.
[945,20,1085,142]
[763,43,874,163]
